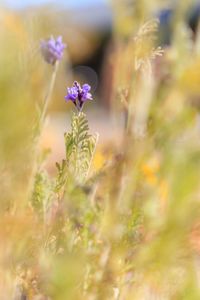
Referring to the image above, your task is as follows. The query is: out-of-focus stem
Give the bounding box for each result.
[39,60,59,130]
[125,106,132,134]
[27,61,59,203]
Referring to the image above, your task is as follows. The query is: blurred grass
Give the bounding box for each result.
[1,1,200,299]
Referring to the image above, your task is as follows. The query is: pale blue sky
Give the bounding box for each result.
[4,0,106,9]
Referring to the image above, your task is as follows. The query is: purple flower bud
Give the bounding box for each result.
[40,35,66,65]
[65,81,93,111]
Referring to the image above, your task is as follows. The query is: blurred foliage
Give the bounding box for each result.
[1,1,200,299]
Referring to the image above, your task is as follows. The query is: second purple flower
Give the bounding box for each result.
[65,81,93,111]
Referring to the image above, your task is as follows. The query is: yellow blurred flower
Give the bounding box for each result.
[142,156,169,212]
[179,58,200,95]
[142,156,160,186]
[93,150,106,171]
[93,146,113,171]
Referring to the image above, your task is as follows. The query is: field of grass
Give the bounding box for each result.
[1,1,200,299]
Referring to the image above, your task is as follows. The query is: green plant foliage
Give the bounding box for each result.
[31,170,53,218]
[64,112,98,183]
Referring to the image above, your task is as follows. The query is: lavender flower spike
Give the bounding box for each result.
[41,35,66,65]
[65,81,93,111]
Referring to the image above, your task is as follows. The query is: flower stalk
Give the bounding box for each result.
[29,35,66,201]
[39,60,59,130]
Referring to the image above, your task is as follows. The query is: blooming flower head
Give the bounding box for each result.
[65,81,93,111]
[40,35,66,65]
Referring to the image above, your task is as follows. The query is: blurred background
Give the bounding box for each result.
[2,0,113,107]
[0,0,115,172]
[1,1,200,299]
[1,0,200,170]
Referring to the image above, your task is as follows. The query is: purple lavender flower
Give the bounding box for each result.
[65,81,93,111]
[40,35,66,65]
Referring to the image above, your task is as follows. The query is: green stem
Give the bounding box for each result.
[39,60,59,130]
[28,61,59,203]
